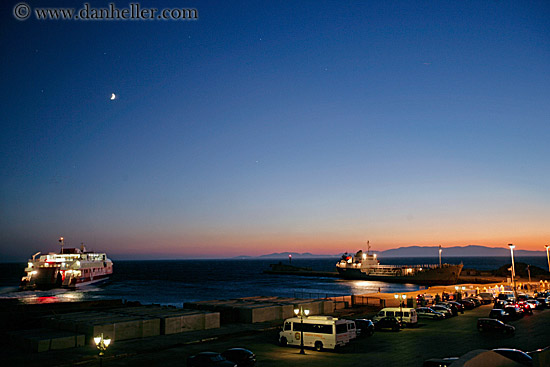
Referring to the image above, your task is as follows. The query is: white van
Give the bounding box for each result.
[373,307,418,326]
[346,319,357,340]
[279,315,350,351]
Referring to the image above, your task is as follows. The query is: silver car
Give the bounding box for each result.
[416,307,445,320]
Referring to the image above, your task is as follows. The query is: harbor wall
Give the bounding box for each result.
[184,296,335,324]
[38,306,220,347]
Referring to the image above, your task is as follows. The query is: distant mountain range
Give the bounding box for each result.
[239,245,546,259]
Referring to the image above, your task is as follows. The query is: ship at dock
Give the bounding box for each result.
[20,237,113,290]
[336,247,463,285]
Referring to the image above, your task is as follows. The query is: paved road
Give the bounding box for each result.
[106,304,549,367]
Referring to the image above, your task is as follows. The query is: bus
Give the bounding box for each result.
[279,316,350,351]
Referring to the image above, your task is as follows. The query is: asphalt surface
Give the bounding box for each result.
[4,303,549,367]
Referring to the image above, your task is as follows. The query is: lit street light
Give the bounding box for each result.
[394,294,407,324]
[545,245,550,273]
[294,306,309,354]
[94,333,111,367]
[508,244,518,299]
[439,245,442,268]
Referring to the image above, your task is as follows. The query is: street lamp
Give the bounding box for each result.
[394,294,407,324]
[294,306,309,354]
[94,333,111,367]
[439,245,442,268]
[545,245,550,273]
[508,244,518,299]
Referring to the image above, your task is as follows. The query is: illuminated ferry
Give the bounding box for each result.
[20,237,113,290]
[336,244,462,285]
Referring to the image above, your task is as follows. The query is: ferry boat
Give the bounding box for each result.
[20,237,113,290]
[336,245,463,285]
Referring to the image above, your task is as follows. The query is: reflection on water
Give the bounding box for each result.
[340,280,421,295]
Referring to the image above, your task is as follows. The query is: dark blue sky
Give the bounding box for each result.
[1,1,549,261]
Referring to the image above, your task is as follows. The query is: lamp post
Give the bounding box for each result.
[94,333,111,367]
[545,245,550,273]
[294,306,309,354]
[439,245,442,268]
[508,244,518,299]
[394,294,406,324]
[59,236,64,254]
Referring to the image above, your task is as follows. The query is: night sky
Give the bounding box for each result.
[1,1,549,261]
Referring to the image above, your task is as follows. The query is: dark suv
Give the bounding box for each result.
[354,319,375,337]
[488,309,509,321]
[477,318,515,335]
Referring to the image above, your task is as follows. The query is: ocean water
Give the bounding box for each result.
[0,257,547,307]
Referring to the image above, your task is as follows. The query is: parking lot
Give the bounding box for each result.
[4,301,549,367]
[102,303,549,366]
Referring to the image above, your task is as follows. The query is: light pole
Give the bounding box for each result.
[545,245,550,273]
[294,306,309,354]
[508,244,518,299]
[439,245,442,268]
[94,333,111,367]
[394,294,406,324]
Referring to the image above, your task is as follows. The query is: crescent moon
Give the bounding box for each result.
[110,93,116,100]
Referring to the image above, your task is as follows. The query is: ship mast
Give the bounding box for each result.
[366,240,370,255]
[59,236,64,254]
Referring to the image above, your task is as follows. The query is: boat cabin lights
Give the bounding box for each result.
[28,262,33,268]
[373,254,377,259]
[347,258,352,264]
[362,253,367,260]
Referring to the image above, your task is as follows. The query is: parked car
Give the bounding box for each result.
[354,319,375,337]
[478,292,495,304]
[477,318,515,335]
[493,300,509,309]
[187,352,238,367]
[431,305,453,318]
[504,304,524,319]
[446,301,464,313]
[416,307,445,320]
[221,348,256,367]
[526,299,543,310]
[436,302,458,316]
[517,301,533,315]
[459,299,476,310]
[536,297,550,308]
[488,309,509,321]
[464,297,482,307]
[374,317,401,331]
[492,348,532,366]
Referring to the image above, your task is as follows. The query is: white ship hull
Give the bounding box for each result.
[20,240,113,291]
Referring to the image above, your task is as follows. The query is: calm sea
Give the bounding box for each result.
[0,257,547,307]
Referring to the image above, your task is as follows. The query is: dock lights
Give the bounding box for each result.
[294,306,309,355]
[94,333,111,366]
[394,294,407,323]
[508,244,518,299]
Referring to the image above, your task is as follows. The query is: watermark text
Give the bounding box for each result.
[13,3,198,21]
